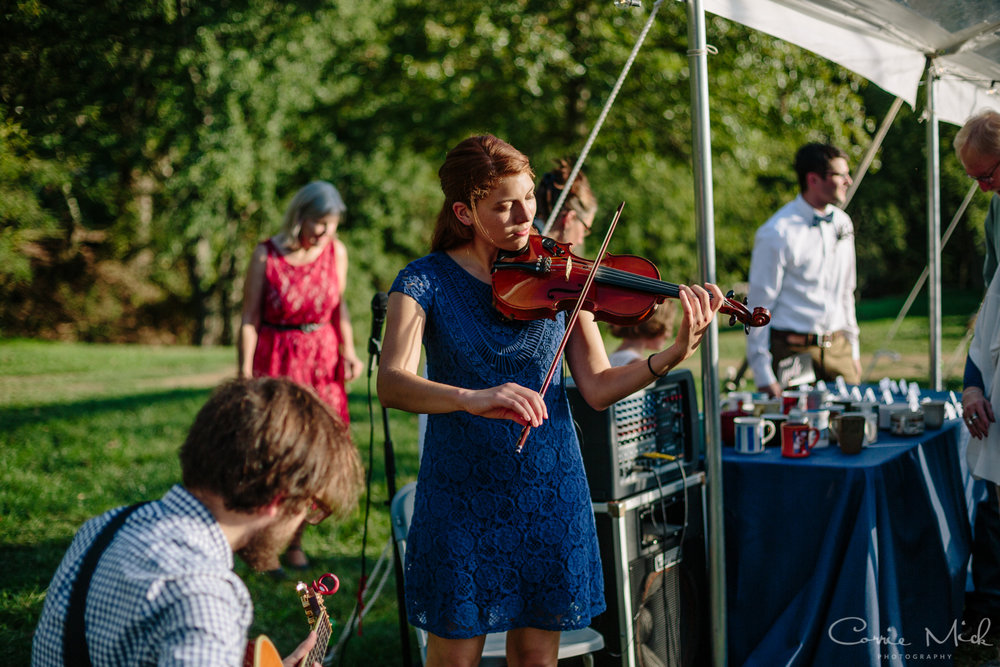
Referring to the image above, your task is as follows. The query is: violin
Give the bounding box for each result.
[491,234,771,333]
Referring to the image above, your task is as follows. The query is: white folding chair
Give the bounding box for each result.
[390,482,604,666]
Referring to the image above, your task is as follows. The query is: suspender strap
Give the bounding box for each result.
[63,501,149,667]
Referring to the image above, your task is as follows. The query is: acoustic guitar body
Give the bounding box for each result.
[244,634,283,667]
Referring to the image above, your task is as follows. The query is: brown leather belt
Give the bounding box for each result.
[770,329,842,349]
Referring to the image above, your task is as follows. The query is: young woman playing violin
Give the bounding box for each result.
[377,134,724,667]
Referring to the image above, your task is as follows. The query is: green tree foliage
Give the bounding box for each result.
[0,1,983,342]
[0,113,65,295]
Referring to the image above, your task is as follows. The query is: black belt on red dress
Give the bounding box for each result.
[770,329,844,348]
[262,321,326,333]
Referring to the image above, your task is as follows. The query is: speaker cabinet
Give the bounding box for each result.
[590,474,709,667]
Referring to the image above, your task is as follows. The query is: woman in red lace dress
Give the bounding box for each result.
[238,180,362,573]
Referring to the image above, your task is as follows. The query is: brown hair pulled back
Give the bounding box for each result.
[430,135,533,252]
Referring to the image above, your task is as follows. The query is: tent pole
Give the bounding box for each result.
[844,96,904,208]
[685,1,726,665]
[926,60,943,390]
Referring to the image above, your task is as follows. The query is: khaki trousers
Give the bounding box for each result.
[770,332,859,385]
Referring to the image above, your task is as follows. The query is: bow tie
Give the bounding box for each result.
[813,211,834,226]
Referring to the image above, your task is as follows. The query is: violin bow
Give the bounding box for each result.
[514,201,625,453]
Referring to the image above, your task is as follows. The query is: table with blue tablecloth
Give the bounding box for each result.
[723,418,978,666]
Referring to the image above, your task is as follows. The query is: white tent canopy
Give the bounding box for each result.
[703,0,1000,125]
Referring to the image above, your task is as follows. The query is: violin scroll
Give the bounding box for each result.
[721,290,771,334]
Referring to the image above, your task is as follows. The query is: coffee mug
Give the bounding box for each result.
[891,409,925,436]
[733,417,776,455]
[782,390,807,414]
[851,401,879,443]
[806,389,829,410]
[878,403,910,431]
[922,400,947,429]
[831,412,875,454]
[781,422,820,458]
[826,405,845,442]
[760,413,788,443]
[802,408,831,448]
[721,409,749,446]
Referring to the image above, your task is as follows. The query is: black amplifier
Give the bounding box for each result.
[567,369,700,501]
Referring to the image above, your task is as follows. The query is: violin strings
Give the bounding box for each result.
[549,259,681,297]
[544,257,745,318]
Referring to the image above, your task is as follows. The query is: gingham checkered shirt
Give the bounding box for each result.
[32,485,253,666]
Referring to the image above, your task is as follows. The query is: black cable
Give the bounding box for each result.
[335,367,378,666]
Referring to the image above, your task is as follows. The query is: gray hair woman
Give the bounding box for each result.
[237,179,361,576]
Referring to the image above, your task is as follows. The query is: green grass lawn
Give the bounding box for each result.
[0,290,990,664]
[0,339,423,664]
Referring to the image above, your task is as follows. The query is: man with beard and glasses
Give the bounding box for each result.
[32,377,364,667]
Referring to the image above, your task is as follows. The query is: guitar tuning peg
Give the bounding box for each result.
[312,572,340,595]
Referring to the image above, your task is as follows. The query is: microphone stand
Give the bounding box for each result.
[368,333,413,667]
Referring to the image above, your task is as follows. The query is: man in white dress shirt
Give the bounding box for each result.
[746,142,861,397]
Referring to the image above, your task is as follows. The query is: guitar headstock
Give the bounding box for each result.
[245,576,340,667]
[296,581,333,635]
[295,576,338,667]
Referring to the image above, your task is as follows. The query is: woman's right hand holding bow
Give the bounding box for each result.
[459,383,549,428]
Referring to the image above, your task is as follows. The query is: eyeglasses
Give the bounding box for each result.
[560,208,593,237]
[826,170,851,180]
[969,159,1000,187]
[304,497,333,525]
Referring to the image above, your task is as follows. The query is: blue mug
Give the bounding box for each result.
[733,417,776,455]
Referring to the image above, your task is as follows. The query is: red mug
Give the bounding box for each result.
[721,409,749,446]
[781,422,820,458]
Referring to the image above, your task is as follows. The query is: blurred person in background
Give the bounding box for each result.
[746,142,861,396]
[608,302,676,368]
[533,158,598,250]
[238,180,362,575]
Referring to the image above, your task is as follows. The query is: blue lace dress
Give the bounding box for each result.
[391,251,606,639]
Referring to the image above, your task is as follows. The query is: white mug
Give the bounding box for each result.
[803,409,831,448]
[733,416,776,455]
[851,401,880,443]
